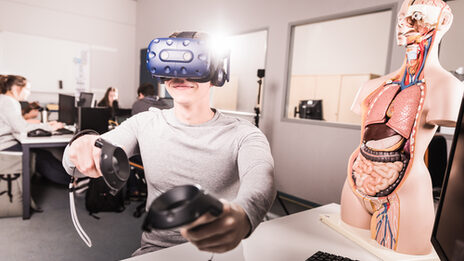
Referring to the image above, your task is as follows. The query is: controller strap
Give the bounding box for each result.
[69,173,92,247]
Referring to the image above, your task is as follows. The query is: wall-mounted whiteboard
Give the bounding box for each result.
[0,31,90,96]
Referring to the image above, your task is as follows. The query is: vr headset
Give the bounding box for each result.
[146,31,230,87]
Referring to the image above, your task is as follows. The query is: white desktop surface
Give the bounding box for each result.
[126,203,380,261]
[17,133,73,219]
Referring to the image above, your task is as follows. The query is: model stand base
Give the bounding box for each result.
[320,213,439,261]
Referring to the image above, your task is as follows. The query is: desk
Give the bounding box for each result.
[18,135,72,219]
[126,204,380,261]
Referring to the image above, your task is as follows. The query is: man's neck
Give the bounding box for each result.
[174,101,214,125]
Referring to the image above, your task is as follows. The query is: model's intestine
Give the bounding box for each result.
[352,153,403,196]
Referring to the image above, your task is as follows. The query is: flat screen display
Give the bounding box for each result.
[432,97,464,261]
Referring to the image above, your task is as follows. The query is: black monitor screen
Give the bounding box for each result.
[78,92,94,108]
[432,97,464,261]
[295,99,323,120]
[78,107,110,134]
[58,94,76,125]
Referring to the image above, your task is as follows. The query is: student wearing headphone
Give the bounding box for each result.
[0,75,70,185]
[0,75,63,151]
[62,32,275,255]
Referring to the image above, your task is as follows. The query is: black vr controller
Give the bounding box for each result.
[94,138,130,196]
[93,139,223,230]
[143,185,223,231]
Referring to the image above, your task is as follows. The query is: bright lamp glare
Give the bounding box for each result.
[210,34,231,57]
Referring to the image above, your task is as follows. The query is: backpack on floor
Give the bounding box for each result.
[85,177,125,217]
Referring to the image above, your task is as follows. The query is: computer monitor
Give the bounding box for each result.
[431,97,464,261]
[294,99,323,120]
[115,108,132,124]
[78,107,110,134]
[58,94,76,125]
[78,92,94,108]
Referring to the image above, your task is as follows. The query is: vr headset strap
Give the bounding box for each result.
[176,31,197,38]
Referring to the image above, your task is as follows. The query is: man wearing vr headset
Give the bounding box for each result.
[62,31,275,256]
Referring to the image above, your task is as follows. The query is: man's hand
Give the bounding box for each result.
[68,135,103,178]
[180,200,251,253]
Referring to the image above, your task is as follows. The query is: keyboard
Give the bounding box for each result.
[306,251,358,261]
[53,128,75,135]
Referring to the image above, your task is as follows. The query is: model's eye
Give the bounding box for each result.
[412,11,424,21]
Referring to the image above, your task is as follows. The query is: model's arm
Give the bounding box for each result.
[62,113,142,177]
[351,78,382,115]
[351,72,401,116]
[426,75,464,127]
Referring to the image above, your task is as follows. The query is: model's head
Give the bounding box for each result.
[0,75,30,101]
[396,0,452,46]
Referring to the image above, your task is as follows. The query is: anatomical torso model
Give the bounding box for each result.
[340,0,464,255]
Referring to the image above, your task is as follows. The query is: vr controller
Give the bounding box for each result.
[94,140,223,229]
[94,138,130,196]
[95,138,222,228]
[146,33,230,87]
[143,184,223,230]
[96,140,223,229]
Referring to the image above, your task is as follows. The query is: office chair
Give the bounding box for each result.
[128,157,147,218]
[425,134,448,200]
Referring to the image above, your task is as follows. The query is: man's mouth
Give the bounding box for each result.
[173,85,194,89]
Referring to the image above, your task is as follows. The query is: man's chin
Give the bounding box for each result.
[172,97,193,106]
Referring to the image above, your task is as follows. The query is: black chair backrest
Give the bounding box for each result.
[428,135,448,189]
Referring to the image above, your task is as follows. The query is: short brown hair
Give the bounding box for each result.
[22,101,42,115]
[0,75,27,94]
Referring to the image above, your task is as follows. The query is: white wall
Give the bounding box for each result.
[0,0,137,107]
[136,0,405,205]
[291,10,392,76]
[229,30,267,112]
[440,1,464,72]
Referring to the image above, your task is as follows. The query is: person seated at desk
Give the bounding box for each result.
[63,31,276,256]
[97,87,119,120]
[21,101,42,123]
[131,82,172,116]
[128,82,173,199]
[0,75,70,185]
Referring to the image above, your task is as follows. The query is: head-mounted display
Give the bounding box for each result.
[146,32,230,87]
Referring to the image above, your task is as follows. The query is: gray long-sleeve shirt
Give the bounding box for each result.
[62,108,275,249]
[0,94,51,150]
